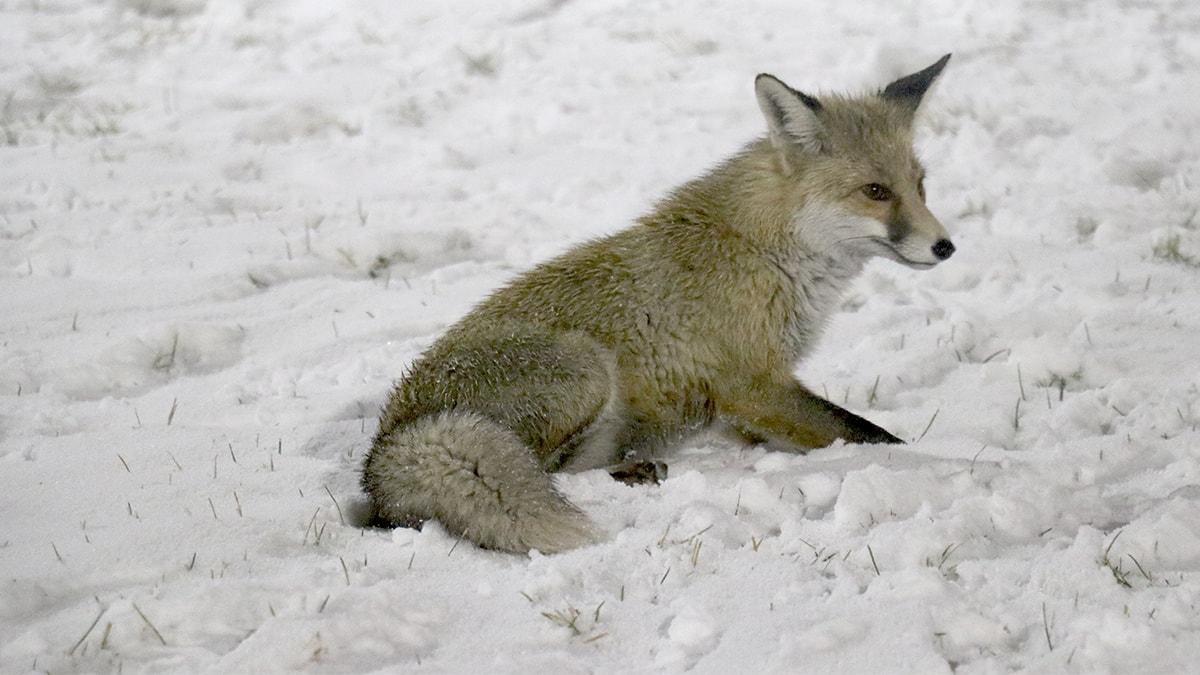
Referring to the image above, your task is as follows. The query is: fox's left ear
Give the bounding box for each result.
[880,54,951,113]
[755,73,826,163]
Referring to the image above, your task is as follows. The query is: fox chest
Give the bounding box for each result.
[767,254,859,363]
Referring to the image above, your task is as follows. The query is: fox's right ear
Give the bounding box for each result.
[755,73,826,162]
[880,54,951,113]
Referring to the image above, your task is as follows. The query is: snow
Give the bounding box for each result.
[1,0,1198,672]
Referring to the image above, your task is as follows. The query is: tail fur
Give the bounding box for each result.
[362,411,600,553]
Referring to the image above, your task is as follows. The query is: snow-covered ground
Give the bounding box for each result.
[2,0,1199,672]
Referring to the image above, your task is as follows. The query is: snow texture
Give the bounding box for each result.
[2,0,1199,672]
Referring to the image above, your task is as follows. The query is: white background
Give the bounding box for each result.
[2,0,1198,671]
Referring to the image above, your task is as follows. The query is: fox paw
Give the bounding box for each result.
[608,460,668,486]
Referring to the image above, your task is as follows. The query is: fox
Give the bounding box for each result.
[362,54,955,554]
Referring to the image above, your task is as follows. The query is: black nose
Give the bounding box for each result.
[932,239,955,261]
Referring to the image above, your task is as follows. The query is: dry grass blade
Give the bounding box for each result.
[916,408,939,442]
[132,602,167,645]
[324,485,345,525]
[69,607,105,655]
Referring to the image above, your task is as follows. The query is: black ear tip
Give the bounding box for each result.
[880,54,952,105]
[918,54,953,81]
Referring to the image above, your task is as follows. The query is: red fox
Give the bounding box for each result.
[363,55,955,553]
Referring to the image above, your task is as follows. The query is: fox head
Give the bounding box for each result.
[754,55,954,269]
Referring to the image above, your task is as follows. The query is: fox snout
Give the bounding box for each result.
[885,198,955,268]
[890,227,954,269]
[889,234,954,269]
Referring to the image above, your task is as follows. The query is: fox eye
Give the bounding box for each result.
[917,178,926,201]
[862,183,893,201]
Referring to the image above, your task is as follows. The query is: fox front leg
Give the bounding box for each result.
[798,387,902,445]
[719,379,902,450]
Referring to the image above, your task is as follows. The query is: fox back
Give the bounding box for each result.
[362,55,955,553]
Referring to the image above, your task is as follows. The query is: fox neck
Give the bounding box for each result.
[653,140,871,359]
[764,236,862,360]
[720,140,871,357]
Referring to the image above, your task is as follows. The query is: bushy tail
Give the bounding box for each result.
[362,411,600,554]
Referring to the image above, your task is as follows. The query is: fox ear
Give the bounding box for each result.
[880,54,951,112]
[755,73,826,158]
